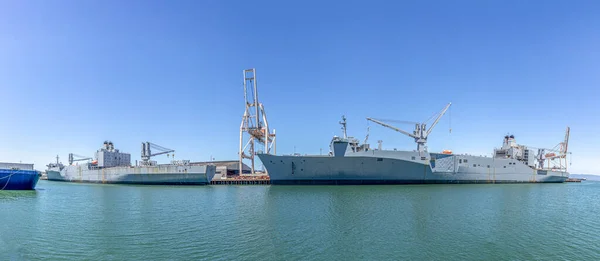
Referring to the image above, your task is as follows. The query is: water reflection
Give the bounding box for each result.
[2,181,599,260]
[0,190,38,201]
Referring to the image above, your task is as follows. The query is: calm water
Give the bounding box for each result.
[1,180,600,260]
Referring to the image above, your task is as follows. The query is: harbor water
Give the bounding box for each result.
[2,180,600,260]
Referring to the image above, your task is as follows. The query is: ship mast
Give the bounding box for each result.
[367,102,452,152]
[340,115,348,139]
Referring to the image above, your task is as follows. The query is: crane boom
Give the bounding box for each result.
[367,102,452,152]
[149,151,173,157]
[369,118,420,125]
[426,102,452,137]
[68,153,92,165]
[149,143,174,154]
[141,142,175,162]
[562,127,570,154]
[366,117,417,139]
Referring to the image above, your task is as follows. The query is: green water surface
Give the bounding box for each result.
[1,180,599,260]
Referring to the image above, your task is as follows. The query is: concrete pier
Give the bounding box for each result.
[210,176,270,185]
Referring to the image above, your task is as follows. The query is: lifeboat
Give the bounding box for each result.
[442,150,453,154]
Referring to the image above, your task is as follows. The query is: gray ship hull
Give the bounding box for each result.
[258,150,568,185]
[46,164,216,185]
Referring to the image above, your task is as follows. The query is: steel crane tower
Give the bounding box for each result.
[239,68,276,175]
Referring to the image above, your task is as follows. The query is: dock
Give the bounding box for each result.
[210,176,270,185]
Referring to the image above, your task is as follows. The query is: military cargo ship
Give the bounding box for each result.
[46,141,216,185]
[0,162,41,190]
[258,103,571,185]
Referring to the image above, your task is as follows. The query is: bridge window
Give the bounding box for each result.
[464,159,468,163]
[459,159,462,163]
[473,164,476,167]
[411,156,416,160]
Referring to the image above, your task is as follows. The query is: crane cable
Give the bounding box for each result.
[449,105,452,134]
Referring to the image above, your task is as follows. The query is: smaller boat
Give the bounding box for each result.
[0,162,41,190]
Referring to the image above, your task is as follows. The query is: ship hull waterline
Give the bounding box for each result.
[0,169,41,190]
[258,153,568,185]
[46,165,216,186]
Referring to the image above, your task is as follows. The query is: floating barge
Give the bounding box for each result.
[0,162,41,190]
[565,178,583,182]
[211,176,270,185]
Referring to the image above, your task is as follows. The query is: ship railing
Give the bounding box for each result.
[139,160,158,167]
[170,160,190,166]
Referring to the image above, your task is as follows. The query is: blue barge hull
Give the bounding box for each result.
[0,169,41,190]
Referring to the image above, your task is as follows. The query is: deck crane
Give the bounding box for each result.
[534,126,571,170]
[367,102,452,153]
[141,142,175,163]
[68,153,92,165]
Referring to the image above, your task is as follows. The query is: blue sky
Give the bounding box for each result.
[1,0,599,174]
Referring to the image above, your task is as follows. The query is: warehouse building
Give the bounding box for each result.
[191,160,252,180]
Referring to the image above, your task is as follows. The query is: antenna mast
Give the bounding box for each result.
[339,115,348,139]
[239,68,276,175]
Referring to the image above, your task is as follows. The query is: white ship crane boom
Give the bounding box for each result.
[562,127,570,154]
[426,102,452,137]
[366,118,418,139]
[367,102,452,152]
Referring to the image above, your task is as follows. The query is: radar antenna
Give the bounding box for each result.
[367,102,452,152]
[339,115,348,139]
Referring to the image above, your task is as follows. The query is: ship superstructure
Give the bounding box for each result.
[258,103,570,185]
[46,141,216,185]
